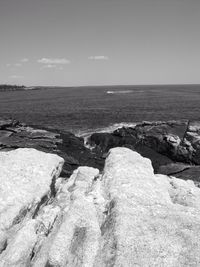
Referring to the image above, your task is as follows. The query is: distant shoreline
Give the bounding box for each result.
[0,85,38,91]
[1,84,200,91]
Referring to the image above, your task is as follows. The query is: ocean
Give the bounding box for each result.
[0,84,200,136]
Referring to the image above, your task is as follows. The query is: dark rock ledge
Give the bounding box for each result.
[0,118,104,177]
[1,118,200,183]
[88,120,200,184]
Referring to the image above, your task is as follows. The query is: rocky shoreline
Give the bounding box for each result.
[0,118,104,177]
[1,118,200,265]
[1,118,200,183]
[88,120,200,184]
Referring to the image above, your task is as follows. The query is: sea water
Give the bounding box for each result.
[0,84,200,136]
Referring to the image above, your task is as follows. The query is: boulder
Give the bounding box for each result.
[95,148,200,266]
[0,148,64,266]
[0,148,64,231]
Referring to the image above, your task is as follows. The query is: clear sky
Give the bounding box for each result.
[0,0,200,86]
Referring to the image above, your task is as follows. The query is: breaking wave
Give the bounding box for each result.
[76,122,137,148]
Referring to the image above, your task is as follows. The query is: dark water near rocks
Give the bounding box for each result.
[0,84,200,135]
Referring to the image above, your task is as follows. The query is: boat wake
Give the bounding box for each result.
[106,90,133,94]
[106,90,144,94]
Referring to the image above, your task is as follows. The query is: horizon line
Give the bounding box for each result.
[1,83,200,88]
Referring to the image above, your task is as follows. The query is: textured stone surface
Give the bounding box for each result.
[0,148,64,232]
[2,118,200,182]
[95,148,200,266]
[89,120,190,162]
[0,118,104,177]
[0,148,64,266]
[47,167,100,267]
[1,147,200,266]
[157,163,191,175]
[89,120,200,181]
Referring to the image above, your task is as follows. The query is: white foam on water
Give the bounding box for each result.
[76,122,137,149]
[106,90,144,94]
[106,90,133,94]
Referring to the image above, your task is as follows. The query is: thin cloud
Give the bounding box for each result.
[41,64,57,69]
[88,56,109,60]
[21,58,29,62]
[6,63,22,67]
[15,63,22,67]
[40,64,64,70]
[10,75,24,79]
[38,58,70,65]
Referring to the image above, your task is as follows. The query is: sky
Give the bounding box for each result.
[0,0,200,86]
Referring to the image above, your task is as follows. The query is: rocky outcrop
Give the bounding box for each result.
[0,148,64,266]
[95,148,200,266]
[89,120,200,182]
[1,147,200,266]
[0,119,104,177]
[89,120,189,159]
[2,117,200,182]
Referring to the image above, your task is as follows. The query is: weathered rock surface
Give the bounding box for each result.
[1,147,200,266]
[89,120,200,182]
[97,148,200,266]
[2,118,200,182]
[0,118,104,177]
[0,148,64,266]
[89,120,189,159]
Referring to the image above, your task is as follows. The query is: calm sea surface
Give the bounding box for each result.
[0,85,200,135]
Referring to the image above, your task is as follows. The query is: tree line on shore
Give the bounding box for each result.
[0,84,26,91]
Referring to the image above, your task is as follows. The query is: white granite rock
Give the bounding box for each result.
[0,148,64,266]
[47,166,100,267]
[95,148,200,267]
[0,220,38,267]
[1,147,200,266]
[0,148,64,231]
